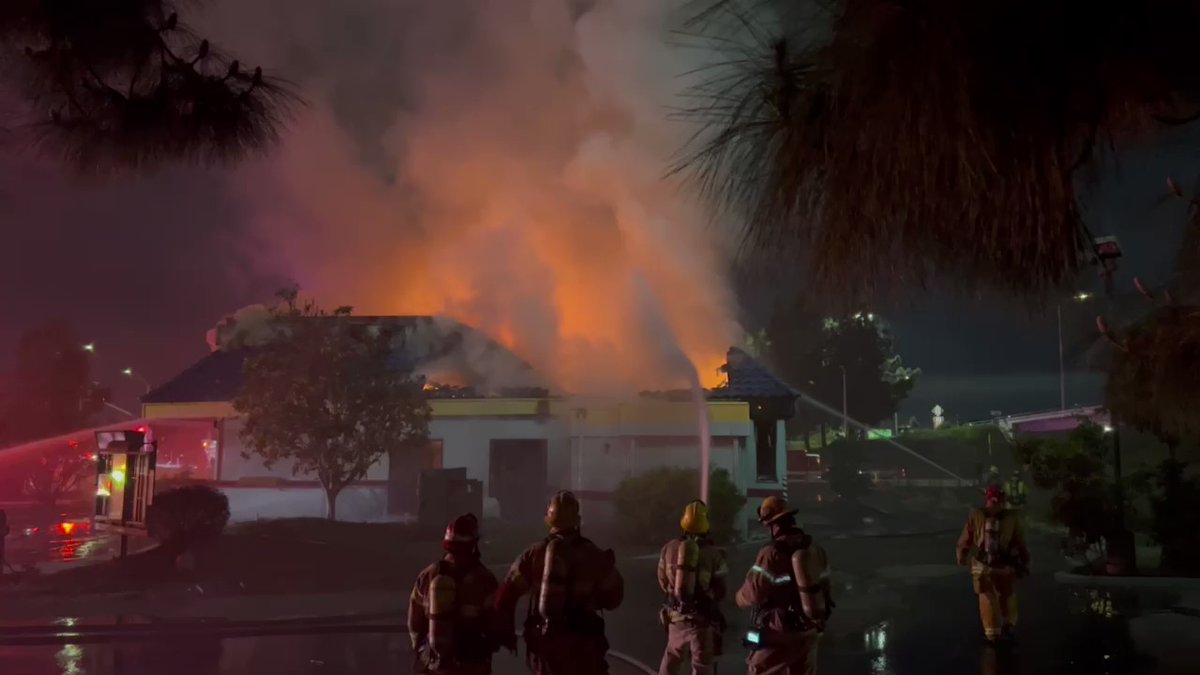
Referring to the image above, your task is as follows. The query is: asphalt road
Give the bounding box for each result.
[603,529,1191,675]
[1,528,1196,674]
[0,635,653,675]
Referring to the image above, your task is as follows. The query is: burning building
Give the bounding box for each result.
[141,316,797,533]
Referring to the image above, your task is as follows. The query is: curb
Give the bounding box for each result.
[827,528,959,540]
[1054,571,1200,593]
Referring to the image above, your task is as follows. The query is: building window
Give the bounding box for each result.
[755,419,777,481]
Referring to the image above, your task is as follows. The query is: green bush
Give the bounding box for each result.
[146,485,231,554]
[613,467,746,544]
[1024,424,1122,547]
[1147,460,1200,574]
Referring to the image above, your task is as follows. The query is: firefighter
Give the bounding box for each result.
[657,500,729,675]
[409,513,501,675]
[736,496,832,675]
[495,490,624,675]
[1004,470,1028,511]
[956,485,1031,644]
[984,466,1002,490]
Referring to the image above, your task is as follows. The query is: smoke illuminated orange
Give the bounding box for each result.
[233,0,740,393]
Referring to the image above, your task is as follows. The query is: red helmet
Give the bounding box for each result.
[985,485,1005,504]
[443,513,481,553]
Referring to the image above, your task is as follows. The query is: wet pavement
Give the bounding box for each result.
[607,530,1196,675]
[0,636,651,675]
[2,530,1198,673]
[1,505,126,572]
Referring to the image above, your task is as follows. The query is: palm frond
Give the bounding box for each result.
[675,0,1200,302]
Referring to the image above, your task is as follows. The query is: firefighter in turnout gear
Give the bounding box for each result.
[657,500,729,675]
[1004,470,1028,510]
[495,490,624,675]
[408,514,501,675]
[984,466,1002,490]
[956,485,1031,644]
[736,497,832,675]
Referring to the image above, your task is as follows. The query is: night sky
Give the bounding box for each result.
[4,134,1194,423]
[3,4,1199,425]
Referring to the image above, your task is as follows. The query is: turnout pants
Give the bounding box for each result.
[746,629,820,675]
[532,635,608,675]
[659,620,715,675]
[973,566,1018,639]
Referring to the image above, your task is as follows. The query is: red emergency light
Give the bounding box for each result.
[57,522,76,536]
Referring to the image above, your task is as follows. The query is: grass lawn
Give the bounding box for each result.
[6,516,644,599]
[11,518,446,597]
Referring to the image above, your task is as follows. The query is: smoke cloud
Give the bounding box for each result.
[201,0,741,394]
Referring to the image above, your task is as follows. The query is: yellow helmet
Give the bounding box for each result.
[545,490,581,532]
[680,500,710,535]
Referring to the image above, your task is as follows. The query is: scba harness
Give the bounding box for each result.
[523,535,612,670]
[422,560,493,672]
[744,539,834,649]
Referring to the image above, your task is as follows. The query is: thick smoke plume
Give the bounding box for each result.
[203,0,740,394]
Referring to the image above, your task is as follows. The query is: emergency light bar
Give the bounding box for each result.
[95,429,154,455]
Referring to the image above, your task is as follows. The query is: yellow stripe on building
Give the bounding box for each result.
[143,401,237,420]
[144,397,750,425]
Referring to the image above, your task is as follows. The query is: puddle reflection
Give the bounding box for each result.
[1,634,409,675]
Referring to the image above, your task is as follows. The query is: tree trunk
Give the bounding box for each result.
[325,486,340,521]
[803,428,812,453]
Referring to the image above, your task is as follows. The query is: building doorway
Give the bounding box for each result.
[489,439,548,521]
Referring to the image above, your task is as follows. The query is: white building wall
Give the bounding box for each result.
[218,485,388,523]
[217,416,562,488]
[430,416,564,488]
[210,410,783,538]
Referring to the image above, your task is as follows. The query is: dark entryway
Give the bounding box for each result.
[488,439,548,521]
[388,440,444,516]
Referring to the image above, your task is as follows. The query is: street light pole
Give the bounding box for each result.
[839,365,848,438]
[1057,303,1066,410]
[122,368,151,395]
[1057,292,1092,411]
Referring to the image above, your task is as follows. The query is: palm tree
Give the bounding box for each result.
[1102,196,1200,447]
[0,1,299,172]
[675,0,1200,301]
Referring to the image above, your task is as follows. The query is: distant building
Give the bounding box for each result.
[139,317,799,533]
[997,406,1108,439]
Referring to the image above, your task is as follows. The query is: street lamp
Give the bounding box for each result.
[839,365,848,437]
[122,368,151,394]
[1057,291,1093,410]
[82,343,95,353]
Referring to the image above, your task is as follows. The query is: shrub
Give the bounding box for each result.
[146,485,230,554]
[612,467,746,545]
[1023,424,1125,554]
[1147,460,1200,574]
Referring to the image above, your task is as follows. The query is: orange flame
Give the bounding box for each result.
[235,2,740,393]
